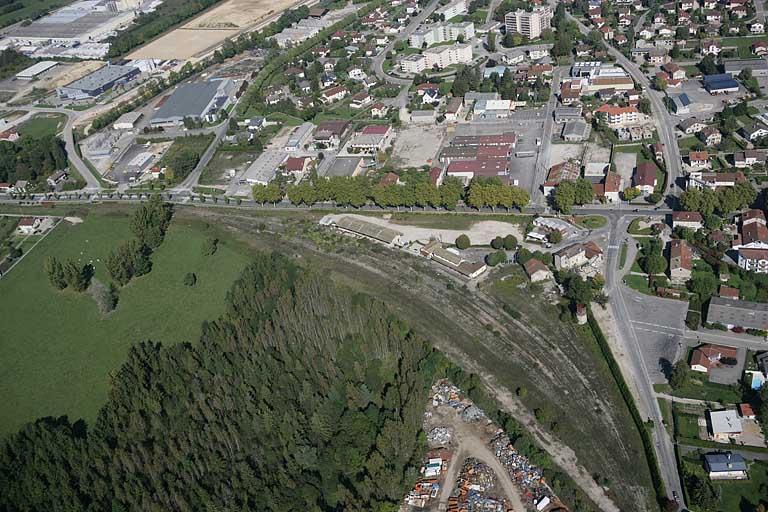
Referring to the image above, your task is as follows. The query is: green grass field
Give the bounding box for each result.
[17,113,67,138]
[0,209,249,435]
[671,372,743,403]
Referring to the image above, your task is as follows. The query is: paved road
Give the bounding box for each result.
[604,214,686,508]
[371,0,440,86]
[531,66,565,205]
[16,106,104,191]
[564,10,683,198]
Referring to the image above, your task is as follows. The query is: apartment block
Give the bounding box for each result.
[504,6,553,40]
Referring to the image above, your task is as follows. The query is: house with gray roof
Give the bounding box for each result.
[703,452,748,480]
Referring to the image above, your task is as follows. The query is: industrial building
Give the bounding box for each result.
[243,150,287,185]
[57,64,139,100]
[724,59,768,77]
[707,296,768,330]
[15,61,58,80]
[703,73,740,94]
[150,79,234,127]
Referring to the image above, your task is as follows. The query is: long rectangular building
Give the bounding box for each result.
[451,133,517,147]
[150,79,233,126]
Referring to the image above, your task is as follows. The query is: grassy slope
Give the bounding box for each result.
[0,210,249,435]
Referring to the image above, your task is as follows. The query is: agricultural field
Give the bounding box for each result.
[0,207,250,435]
[0,0,70,29]
[128,0,304,60]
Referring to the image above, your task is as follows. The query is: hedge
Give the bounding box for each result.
[587,312,667,503]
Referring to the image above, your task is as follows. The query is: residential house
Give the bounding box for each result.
[753,40,768,56]
[704,453,748,480]
[554,241,604,270]
[707,410,743,442]
[633,162,658,194]
[679,118,707,134]
[523,258,553,282]
[690,344,738,372]
[350,91,372,109]
[699,126,722,146]
[662,62,686,80]
[672,211,704,230]
[668,239,693,284]
[687,171,746,189]
[15,217,39,235]
[741,123,768,142]
[700,39,722,56]
[320,85,348,104]
[689,150,710,168]
[752,22,765,35]
[734,150,766,168]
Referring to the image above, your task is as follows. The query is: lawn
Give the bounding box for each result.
[17,113,67,138]
[673,411,701,439]
[0,209,250,435]
[671,372,743,403]
[682,455,768,511]
[677,136,700,151]
[619,242,628,270]
[574,215,607,229]
[624,274,653,294]
[628,218,654,236]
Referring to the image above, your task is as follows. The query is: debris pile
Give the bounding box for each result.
[427,426,453,447]
[449,458,510,512]
[490,430,551,504]
[430,381,561,510]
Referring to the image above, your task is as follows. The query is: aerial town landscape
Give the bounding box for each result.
[4,0,768,509]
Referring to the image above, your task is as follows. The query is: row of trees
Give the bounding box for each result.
[256,175,531,210]
[679,181,756,216]
[0,253,446,511]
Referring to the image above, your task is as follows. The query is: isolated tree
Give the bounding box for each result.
[502,234,517,250]
[623,187,641,201]
[130,195,172,249]
[554,181,576,213]
[44,256,67,290]
[698,54,719,75]
[487,31,496,52]
[688,272,718,299]
[548,230,563,244]
[490,236,504,249]
[485,250,507,266]
[669,359,691,389]
[455,234,470,249]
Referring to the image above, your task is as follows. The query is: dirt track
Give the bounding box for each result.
[429,407,526,511]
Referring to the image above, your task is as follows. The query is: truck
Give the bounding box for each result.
[515,151,536,158]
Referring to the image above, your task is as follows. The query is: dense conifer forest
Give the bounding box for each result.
[0,253,443,511]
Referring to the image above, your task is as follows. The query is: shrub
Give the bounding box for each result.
[183,272,197,286]
[455,234,470,249]
[201,237,219,256]
[490,236,503,249]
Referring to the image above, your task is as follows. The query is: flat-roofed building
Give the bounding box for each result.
[330,215,405,246]
[243,150,287,185]
[504,5,553,39]
[57,64,139,100]
[15,60,58,80]
[707,410,743,442]
[420,240,487,278]
[707,296,768,330]
[150,79,233,126]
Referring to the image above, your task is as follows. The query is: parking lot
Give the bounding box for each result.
[622,290,688,383]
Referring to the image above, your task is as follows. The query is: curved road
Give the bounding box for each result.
[564,9,683,198]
